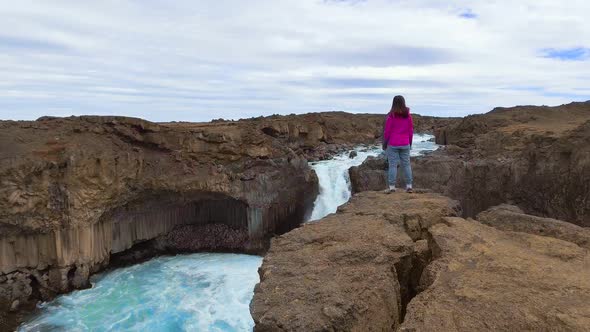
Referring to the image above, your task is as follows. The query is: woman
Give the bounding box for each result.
[382,95,414,193]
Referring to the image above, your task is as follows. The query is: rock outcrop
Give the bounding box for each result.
[476,204,590,250]
[251,192,590,331]
[251,192,462,331]
[401,216,590,331]
[350,102,590,226]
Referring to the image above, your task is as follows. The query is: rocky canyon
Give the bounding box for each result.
[251,102,590,331]
[2,102,590,331]
[0,113,392,328]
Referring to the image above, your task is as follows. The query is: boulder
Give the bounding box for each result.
[349,155,387,193]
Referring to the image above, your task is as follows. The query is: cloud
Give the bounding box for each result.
[277,45,456,68]
[286,77,446,89]
[323,0,367,4]
[0,0,589,122]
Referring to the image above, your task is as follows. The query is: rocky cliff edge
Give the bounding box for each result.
[251,192,590,331]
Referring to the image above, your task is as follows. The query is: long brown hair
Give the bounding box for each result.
[390,95,409,118]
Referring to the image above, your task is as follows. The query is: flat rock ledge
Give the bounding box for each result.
[250,192,590,331]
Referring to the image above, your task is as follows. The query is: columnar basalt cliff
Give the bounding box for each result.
[251,192,590,331]
[435,102,590,225]
[350,102,590,226]
[0,115,311,318]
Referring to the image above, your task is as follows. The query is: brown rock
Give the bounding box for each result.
[476,204,590,249]
[251,192,461,331]
[351,102,590,226]
[158,224,250,252]
[1,110,452,329]
[255,112,457,161]
[253,191,590,331]
[349,155,388,193]
[9,300,19,312]
[433,101,590,226]
[0,114,324,323]
[401,217,590,331]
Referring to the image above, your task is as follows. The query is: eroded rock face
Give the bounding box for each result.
[434,102,590,225]
[250,192,461,331]
[350,102,590,226]
[252,192,590,331]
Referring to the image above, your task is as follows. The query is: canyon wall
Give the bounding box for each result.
[350,102,590,226]
[0,114,321,317]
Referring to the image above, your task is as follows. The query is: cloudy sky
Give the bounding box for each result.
[1,0,589,122]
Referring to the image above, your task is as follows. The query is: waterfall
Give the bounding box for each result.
[308,134,438,222]
[307,147,382,221]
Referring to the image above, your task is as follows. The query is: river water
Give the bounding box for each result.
[19,134,437,332]
[19,255,262,332]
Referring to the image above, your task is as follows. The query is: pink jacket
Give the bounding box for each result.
[384,111,414,147]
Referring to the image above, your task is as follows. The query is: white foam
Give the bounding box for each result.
[308,134,438,222]
[19,254,263,332]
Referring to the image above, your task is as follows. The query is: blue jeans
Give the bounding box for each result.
[386,145,413,187]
